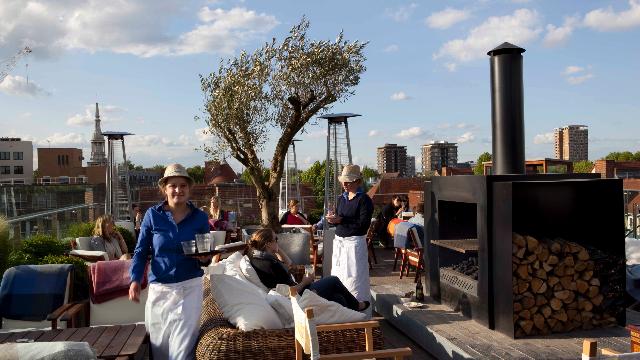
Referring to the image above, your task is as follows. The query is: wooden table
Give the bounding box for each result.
[0,324,148,359]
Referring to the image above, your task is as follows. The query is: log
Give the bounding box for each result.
[550,298,563,311]
[522,293,536,309]
[536,295,548,306]
[515,247,526,259]
[533,313,545,330]
[577,249,590,261]
[537,247,550,262]
[587,286,599,298]
[512,256,521,264]
[517,264,530,279]
[513,302,523,312]
[519,320,534,335]
[576,280,589,294]
[548,276,560,286]
[590,278,600,287]
[519,309,531,320]
[560,276,574,290]
[526,236,539,252]
[535,268,547,280]
[547,317,558,328]
[566,301,578,310]
[527,254,538,263]
[554,290,571,300]
[542,262,553,272]
[531,278,547,294]
[569,242,582,254]
[564,256,575,267]
[562,291,576,304]
[518,281,530,294]
[547,255,559,265]
[567,309,579,321]
[574,261,587,272]
[541,305,552,318]
[554,265,566,277]
[550,242,562,254]
[582,271,593,281]
[553,283,563,292]
[579,298,593,312]
[513,233,526,248]
[532,260,540,270]
[553,309,568,322]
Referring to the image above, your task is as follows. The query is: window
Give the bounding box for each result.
[13,152,23,160]
[14,166,23,174]
[0,166,10,174]
[0,152,9,160]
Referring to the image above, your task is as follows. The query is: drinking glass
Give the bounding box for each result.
[181,240,196,254]
[196,233,211,253]
[316,230,324,239]
[304,265,315,278]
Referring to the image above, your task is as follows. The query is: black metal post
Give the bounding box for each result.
[488,43,526,175]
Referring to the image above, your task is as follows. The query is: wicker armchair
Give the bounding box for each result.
[196,277,384,360]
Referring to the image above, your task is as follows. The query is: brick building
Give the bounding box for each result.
[421,141,458,173]
[37,148,106,184]
[593,160,640,179]
[366,173,425,209]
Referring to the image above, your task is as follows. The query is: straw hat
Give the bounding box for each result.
[338,164,362,183]
[158,163,194,187]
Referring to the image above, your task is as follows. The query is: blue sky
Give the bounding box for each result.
[1,0,639,172]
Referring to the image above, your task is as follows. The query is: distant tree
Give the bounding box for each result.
[240,166,270,186]
[187,165,205,184]
[200,18,367,229]
[150,164,165,172]
[573,160,594,173]
[361,166,379,181]
[474,152,492,175]
[604,151,636,161]
[300,161,325,205]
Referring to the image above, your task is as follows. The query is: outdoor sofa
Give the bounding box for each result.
[196,276,384,360]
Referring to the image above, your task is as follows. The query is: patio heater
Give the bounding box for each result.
[103,131,134,222]
[279,139,303,215]
[319,113,360,276]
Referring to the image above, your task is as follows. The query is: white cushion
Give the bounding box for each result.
[298,289,367,325]
[90,287,148,326]
[627,237,640,265]
[69,249,109,261]
[207,261,225,275]
[222,251,246,281]
[210,274,283,331]
[239,255,269,293]
[266,290,294,328]
[215,240,245,250]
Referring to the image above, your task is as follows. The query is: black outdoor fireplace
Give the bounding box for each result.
[423,43,628,338]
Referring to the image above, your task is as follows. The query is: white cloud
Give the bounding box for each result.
[368,130,379,137]
[533,132,554,144]
[433,9,542,64]
[425,8,471,29]
[0,2,278,59]
[564,65,584,75]
[543,16,579,47]
[456,123,470,129]
[390,91,410,101]
[385,3,418,22]
[383,44,399,52]
[444,63,457,72]
[195,127,214,142]
[66,104,125,126]
[0,75,51,96]
[567,73,594,85]
[40,132,86,146]
[396,127,424,139]
[583,0,640,31]
[457,131,475,143]
[128,134,188,148]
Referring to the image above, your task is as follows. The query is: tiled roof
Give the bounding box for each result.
[367,177,425,206]
[204,160,239,185]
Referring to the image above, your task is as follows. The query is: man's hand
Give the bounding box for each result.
[129,281,141,303]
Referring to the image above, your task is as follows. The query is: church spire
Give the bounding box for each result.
[88,102,107,166]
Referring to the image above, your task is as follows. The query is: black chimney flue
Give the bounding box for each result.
[488,42,525,175]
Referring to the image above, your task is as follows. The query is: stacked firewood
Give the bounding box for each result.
[512,233,617,337]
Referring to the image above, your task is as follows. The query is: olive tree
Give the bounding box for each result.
[200,18,367,229]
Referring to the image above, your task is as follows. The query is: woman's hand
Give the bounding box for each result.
[300,275,314,286]
[326,215,342,224]
[129,281,141,303]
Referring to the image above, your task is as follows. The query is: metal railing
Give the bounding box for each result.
[5,203,104,241]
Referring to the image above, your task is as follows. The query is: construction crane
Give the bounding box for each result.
[0,46,32,83]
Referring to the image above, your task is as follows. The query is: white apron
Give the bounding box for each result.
[331,234,370,302]
[145,276,203,360]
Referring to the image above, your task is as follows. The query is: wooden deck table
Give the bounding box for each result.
[0,324,148,359]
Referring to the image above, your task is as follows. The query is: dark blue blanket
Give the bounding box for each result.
[0,264,73,321]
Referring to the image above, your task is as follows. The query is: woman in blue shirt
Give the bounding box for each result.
[129,164,211,359]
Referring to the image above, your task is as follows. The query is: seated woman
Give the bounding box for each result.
[248,228,369,312]
[279,199,310,226]
[90,214,131,260]
[209,195,230,231]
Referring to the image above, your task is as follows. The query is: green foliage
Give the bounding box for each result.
[7,250,34,268]
[361,166,379,181]
[573,160,594,173]
[151,164,165,172]
[187,165,205,184]
[20,234,69,260]
[307,208,324,225]
[604,151,640,161]
[41,255,90,301]
[474,152,492,175]
[65,221,95,238]
[200,17,367,229]
[300,160,325,206]
[116,225,137,253]
[240,166,270,186]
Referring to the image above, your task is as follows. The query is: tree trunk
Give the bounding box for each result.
[255,183,280,231]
